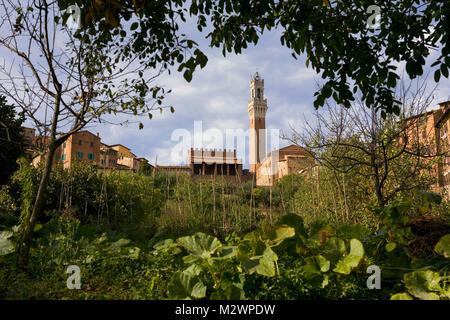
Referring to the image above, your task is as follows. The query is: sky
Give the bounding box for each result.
[89,24,450,168]
[82,27,325,168]
[3,6,450,169]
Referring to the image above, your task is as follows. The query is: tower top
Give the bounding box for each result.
[254,72,260,80]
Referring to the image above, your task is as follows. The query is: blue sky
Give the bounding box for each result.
[85,27,328,168]
[89,23,450,168]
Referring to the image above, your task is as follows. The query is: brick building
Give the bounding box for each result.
[403,100,450,198]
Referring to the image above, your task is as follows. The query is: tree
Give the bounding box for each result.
[0,95,26,185]
[57,0,208,83]
[138,158,154,176]
[289,80,441,207]
[61,0,450,115]
[0,0,202,267]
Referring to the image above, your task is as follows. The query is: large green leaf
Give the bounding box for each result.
[278,214,308,238]
[391,292,414,300]
[177,232,222,259]
[0,230,15,256]
[244,224,295,247]
[321,237,346,265]
[212,246,237,260]
[333,239,364,275]
[302,255,330,274]
[435,234,450,258]
[404,270,441,300]
[263,225,295,246]
[168,270,207,299]
[211,272,245,300]
[239,242,278,277]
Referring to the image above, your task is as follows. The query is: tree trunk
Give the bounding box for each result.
[17,143,56,268]
[373,167,385,208]
[17,94,60,268]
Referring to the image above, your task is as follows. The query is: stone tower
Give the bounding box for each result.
[248,72,267,173]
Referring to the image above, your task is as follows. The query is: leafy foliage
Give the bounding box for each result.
[0,96,26,186]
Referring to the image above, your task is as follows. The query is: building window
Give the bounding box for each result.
[88,153,95,160]
[90,142,94,147]
[78,140,82,146]
[63,142,66,149]
[62,154,66,160]
[55,154,59,161]
[76,152,83,159]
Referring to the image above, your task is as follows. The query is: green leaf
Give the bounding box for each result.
[386,242,397,252]
[168,271,207,299]
[130,22,139,31]
[183,264,203,277]
[211,272,245,300]
[127,247,140,260]
[105,238,130,251]
[404,270,441,300]
[183,70,192,82]
[278,214,308,238]
[302,255,330,274]
[262,224,295,246]
[440,64,449,78]
[333,239,364,275]
[239,242,278,277]
[391,292,414,300]
[212,246,237,260]
[435,234,450,258]
[177,232,222,259]
[0,231,15,256]
[322,237,346,265]
[434,69,441,82]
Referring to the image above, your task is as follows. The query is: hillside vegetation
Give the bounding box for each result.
[0,160,449,299]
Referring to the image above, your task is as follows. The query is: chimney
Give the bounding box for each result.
[96,132,99,137]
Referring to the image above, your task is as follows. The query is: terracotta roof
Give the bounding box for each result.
[109,143,131,150]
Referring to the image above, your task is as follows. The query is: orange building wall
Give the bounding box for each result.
[53,131,100,169]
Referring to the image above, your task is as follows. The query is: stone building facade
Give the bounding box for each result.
[256,145,316,187]
[109,144,141,171]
